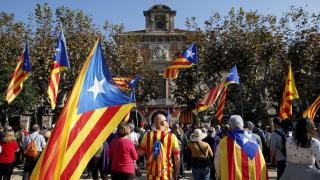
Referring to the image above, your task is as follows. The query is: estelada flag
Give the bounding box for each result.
[218,129,268,180]
[215,87,227,123]
[196,65,239,112]
[303,96,320,121]
[6,44,31,103]
[48,30,69,109]
[31,40,134,180]
[163,43,196,79]
[113,77,134,90]
[279,64,299,120]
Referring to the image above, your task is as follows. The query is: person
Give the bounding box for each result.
[0,125,5,142]
[264,126,272,162]
[187,129,213,180]
[172,123,188,178]
[214,115,268,180]
[280,118,320,179]
[270,117,287,179]
[244,121,263,150]
[88,145,104,180]
[138,113,180,180]
[128,123,139,147]
[22,124,46,180]
[203,127,220,180]
[254,122,266,150]
[0,130,19,179]
[109,123,138,180]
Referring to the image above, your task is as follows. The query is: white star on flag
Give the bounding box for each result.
[186,50,195,58]
[88,76,105,100]
[243,131,257,145]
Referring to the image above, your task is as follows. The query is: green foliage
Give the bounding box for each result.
[174,7,320,123]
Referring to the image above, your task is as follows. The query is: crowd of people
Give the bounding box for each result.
[0,113,320,180]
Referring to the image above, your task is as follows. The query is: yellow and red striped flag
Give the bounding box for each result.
[218,130,268,180]
[303,96,320,121]
[112,77,134,90]
[163,43,196,79]
[48,31,69,109]
[6,44,31,103]
[180,110,193,124]
[163,68,179,79]
[196,83,225,112]
[196,65,239,112]
[278,65,299,120]
[31,40,134,180]
[215,87,227,123]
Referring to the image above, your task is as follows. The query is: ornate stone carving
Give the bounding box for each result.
[150,45,170,61]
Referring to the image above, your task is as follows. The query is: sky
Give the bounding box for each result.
[1,0,320,31]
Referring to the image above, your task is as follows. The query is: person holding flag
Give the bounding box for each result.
[30,40,134,180]
[47,30,69,110]
[214,115,268,180]
[6,44,31,103]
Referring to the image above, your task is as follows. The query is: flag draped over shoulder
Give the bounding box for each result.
[48,31,69,109]
[219,129,268,180]
[31,40,134,180]
[279,65,299,120]
[163,43,196,79]
[196,65,239,112]
[6,44,31,103]
[303,96,320,121]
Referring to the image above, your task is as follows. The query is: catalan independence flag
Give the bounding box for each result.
[279,64,299,120]
[163,43,196,79]
[163,68,179,79]
[113,77,134,91]
[218,129,268,180]
[6,44,31,103]
[48,31,69,109]
[197,65,239,112]
[215,87,227,123]
[303,96,320,121]
[30,40,134,180]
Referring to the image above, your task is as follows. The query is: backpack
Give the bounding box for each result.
[153,132,168,160]
[147,132,169,176]
[24,135,38,158]
[274,130,286,157]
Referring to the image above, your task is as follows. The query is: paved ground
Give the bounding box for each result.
[11,166,277,179]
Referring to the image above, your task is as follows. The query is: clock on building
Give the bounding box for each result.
[154,15,166,31]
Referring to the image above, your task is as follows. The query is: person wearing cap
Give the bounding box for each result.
[214,115,268,180]
[187,129,213,180]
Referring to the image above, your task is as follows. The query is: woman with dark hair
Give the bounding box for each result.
[109,123,138,180]
[280,118,320,180]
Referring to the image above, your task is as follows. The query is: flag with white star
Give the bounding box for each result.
[78,41,131,114]
[163,43,197,79]
[230,129,259,159]
[48,30,70,109]
[168,43,197,69]
[31,40,134,180]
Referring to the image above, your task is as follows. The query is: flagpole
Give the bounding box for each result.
[196,44,200,124]
[240,83,244,118]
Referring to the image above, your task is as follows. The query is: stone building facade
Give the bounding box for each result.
[119,4,189,124]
